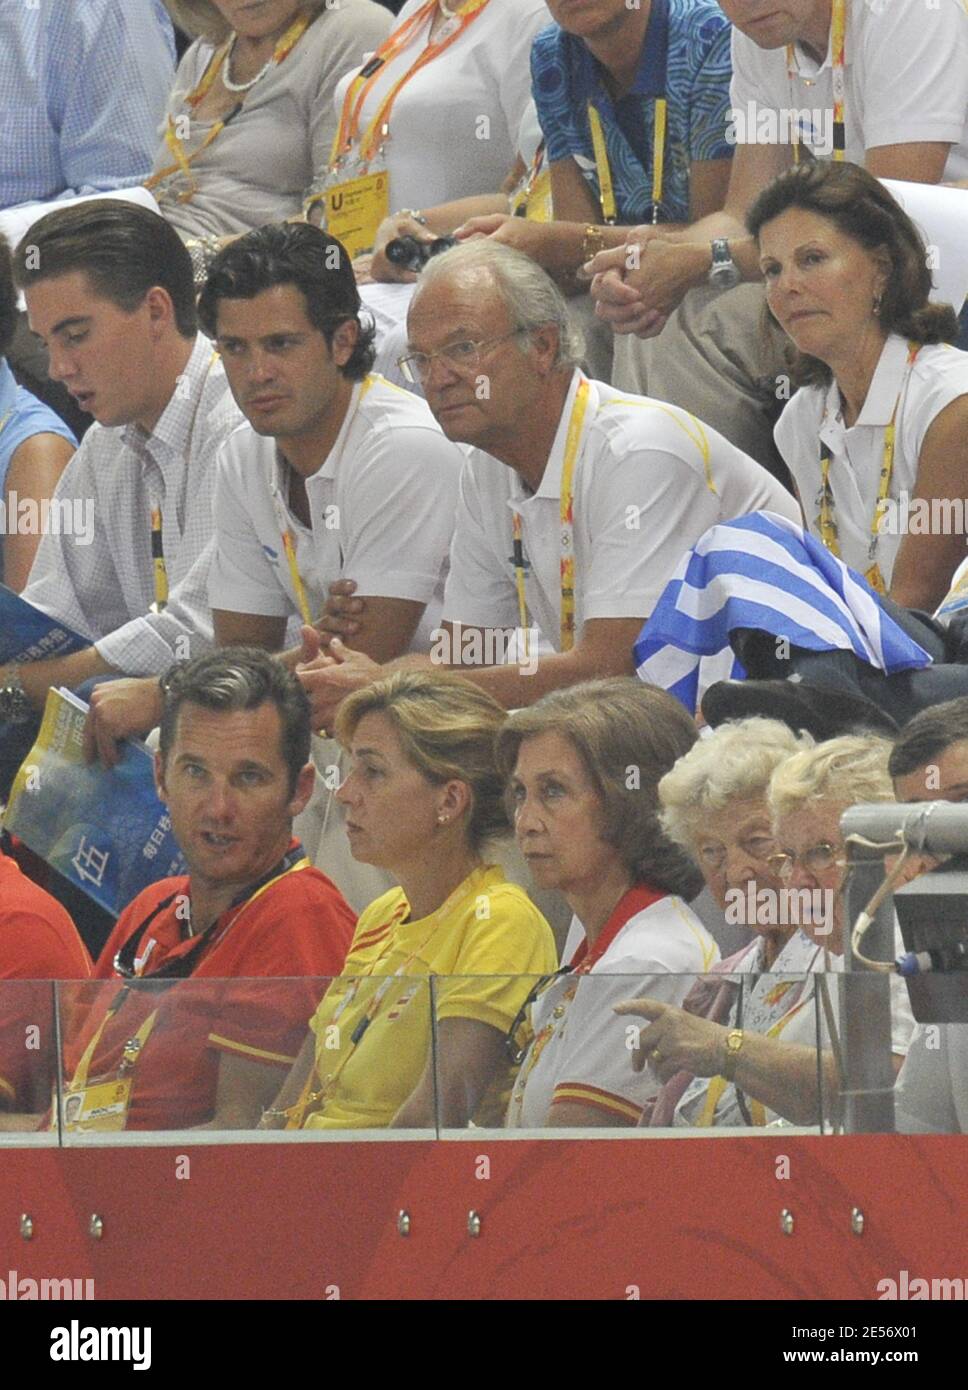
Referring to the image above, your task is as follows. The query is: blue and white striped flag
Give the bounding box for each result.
[634,511,933,712]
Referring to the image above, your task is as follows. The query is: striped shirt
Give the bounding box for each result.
[0,0,175,208]
[22,335,243,676]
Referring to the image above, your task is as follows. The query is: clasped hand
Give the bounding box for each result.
[587,230,707,338]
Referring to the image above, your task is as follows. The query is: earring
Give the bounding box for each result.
[872,292,882,317]
[437,814,448,825]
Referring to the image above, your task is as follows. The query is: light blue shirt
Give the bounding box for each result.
[0,0,176,209]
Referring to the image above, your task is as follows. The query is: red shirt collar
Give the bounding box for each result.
[568,884,666,974]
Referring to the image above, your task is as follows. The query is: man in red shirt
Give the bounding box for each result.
[44,648,355,1133]
[0,847,92,1114]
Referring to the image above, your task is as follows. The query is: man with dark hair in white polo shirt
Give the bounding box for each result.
[85,222,464,909]
[296,241,799,730]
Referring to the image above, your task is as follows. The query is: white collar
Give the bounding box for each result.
[506,369,593,511]
[271,375,366,498]
[854,335,915,428]
[820,335,913,436]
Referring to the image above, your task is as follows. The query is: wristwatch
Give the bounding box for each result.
[580,224,606,267]
[722,1028,745,1081]
[709,238,741,290]
[0,665,33,725]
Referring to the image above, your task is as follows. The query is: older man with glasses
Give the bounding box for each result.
[299,239,799,729]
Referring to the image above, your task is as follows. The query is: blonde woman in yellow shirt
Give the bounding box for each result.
[260,670,556,1130]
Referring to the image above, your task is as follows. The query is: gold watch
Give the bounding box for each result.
[579,224,606,267]
[722,1028,744,1081]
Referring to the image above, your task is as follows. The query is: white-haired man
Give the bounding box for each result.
[296,241,799,728]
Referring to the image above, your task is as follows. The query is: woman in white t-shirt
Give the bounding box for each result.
[497,678,719,1130]
[322,0,549,263]
[619,735,915,1130]
[748,160,968,614]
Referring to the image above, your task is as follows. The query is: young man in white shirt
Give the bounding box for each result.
[297,240,799,731]
[585,0,968,470]
[2,200,242,778]
[189,223,464,908]
[196,223,463,668]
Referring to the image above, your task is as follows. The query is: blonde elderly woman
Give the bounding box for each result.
[659,718,814,971]
[498,679,719,1130]
[151,0,393,267]
[260,670,556,1131]
[618,735,916,1129]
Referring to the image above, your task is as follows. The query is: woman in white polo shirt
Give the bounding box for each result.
[498,678,719,1130]
[316,0,549,262]
[749,160,968,615]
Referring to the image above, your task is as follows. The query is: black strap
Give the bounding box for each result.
[113,843,305,982]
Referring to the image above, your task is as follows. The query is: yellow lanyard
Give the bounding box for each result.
[512,377,590,655]
[587,96,667,226]
[68,993,159,1094]
[150,506,168,613]
[145,12,311,201]
[329,0,491,171]
[695,994,812,1128]
[509,141,552,222]
[0,406,13,438]
[817,342,919,595]
[787,0,846,164]
[273,375,376,625]
[289,868,489,1128]
[66,856,311,1101]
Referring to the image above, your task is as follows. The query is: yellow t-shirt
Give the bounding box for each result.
[302,864,556,1129]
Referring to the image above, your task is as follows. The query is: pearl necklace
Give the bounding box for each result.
[221,34,275,93]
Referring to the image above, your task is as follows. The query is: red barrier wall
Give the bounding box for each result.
[1,1135,966,1300]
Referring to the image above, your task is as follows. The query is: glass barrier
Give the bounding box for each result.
[0,980,61,1146]
[434,969,825,1136]
[46,975,437,1144]
[0,961,946,1143]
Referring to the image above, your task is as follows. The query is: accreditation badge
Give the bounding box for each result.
[509,167,552,223]
[324,167,390,259]
[59,1078,132,1133]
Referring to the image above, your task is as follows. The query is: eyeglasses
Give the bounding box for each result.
[767,842,847,880]
[397,328,527,384]
[697,835,776,872]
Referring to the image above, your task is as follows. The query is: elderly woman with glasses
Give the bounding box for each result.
[658,717,814,970]
[498,678,719,1130]
[618,734,915,1128]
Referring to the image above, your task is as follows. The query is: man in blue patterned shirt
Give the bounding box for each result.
[0,0,175,210]
[450,0,734,379]
[531,0,734,229]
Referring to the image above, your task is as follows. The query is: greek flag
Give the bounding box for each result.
[634,512,933,712]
